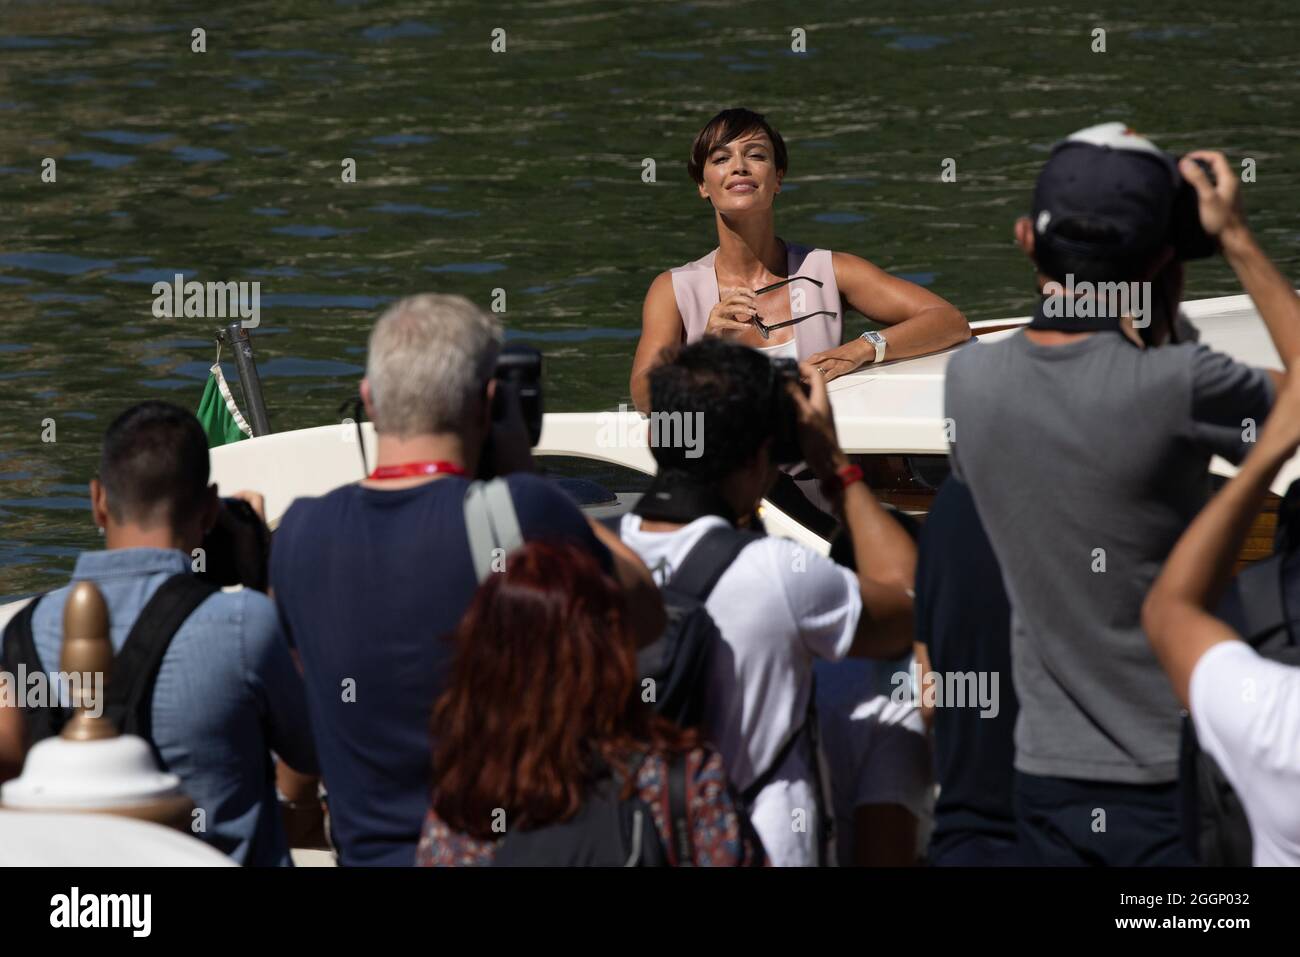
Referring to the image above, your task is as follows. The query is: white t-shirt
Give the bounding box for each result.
[620,513,861,866]
[754,337,799,361]
[1189,640,1300,866]
[816,657,935,865]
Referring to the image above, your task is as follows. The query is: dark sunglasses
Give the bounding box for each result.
[750,275,837,340]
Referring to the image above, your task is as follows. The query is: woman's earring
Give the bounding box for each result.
[96,526,105,537]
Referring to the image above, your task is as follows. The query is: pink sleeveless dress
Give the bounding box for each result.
[669,241,842,358]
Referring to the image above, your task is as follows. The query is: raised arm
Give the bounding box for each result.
[807,252,969,382]
[1182,151,1300,371]
[1143,370,1300,705]
[790,361,916,658]
[630,272,685,414]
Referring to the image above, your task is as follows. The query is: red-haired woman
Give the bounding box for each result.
[630,107,969,412]
[416,540,765,866]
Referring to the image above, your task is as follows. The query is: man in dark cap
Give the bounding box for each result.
[943,123,1300,865]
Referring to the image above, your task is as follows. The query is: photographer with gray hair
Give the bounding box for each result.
[270,293,663,867]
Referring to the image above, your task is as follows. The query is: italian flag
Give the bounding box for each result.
[197,363,253,447]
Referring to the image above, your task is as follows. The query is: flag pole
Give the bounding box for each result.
[219,321,272,437]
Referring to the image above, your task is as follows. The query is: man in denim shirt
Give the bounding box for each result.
[2,402,315,865]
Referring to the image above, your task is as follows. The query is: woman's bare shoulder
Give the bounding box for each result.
[644,270,679,309]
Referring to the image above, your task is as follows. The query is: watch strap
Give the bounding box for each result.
[859,330,887,364]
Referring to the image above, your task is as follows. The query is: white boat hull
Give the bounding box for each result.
[3,292,1296,631]
[206,292,1300,533]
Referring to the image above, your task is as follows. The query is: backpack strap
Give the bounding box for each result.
[741,706,810,808]
[464,479,524,583]
[739,674,834,865]
[667,751,694,867]
[102,573,219,744]
[1,596,63,741]
[804,674,834,865]
[1235,552,1288,646]
[667,525,761,603]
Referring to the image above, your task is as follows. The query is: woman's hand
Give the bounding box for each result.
[806,338,872,383]
[705,286,758,338]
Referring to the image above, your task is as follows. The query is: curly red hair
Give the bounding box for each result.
[430,539,697,839]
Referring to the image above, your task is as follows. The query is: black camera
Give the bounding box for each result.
[770,357,810,466]
[197,497,271,592]
[493,343,543,447]
[1170,155,1219,261]
[477,343,543,480]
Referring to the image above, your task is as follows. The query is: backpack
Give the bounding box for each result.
[614,512,834,862]
[1,573,218,750]
[465,482,755,731]
[631,517,835,864]
[1180,549,1300,865]
[461,482,711,865]
[491,753,694,867]
[639,524,762,729]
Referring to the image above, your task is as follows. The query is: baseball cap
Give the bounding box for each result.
[1032,122,1215,280]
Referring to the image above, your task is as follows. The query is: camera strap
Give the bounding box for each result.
[463,478,524,583]
[633,472,737,526]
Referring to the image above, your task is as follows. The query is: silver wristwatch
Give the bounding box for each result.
[860,330,887,364]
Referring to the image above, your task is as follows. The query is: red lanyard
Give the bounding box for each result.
[368,461,468,480]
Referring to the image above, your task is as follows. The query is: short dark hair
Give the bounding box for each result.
[99,401,211,528]
[647,338,778,483]
[688,108,788,186]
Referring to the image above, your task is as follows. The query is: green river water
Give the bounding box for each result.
[2,0,1299,597]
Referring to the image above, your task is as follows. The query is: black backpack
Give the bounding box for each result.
[1180,550,1300,865]
[634,522,834,864]
[636,524,761,729]
[2,573,218,749]
[492,753,693,867]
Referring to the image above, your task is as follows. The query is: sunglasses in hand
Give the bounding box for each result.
[750,275,838,340]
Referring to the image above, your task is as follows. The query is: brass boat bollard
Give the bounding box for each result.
[59,581,115,742]
[0,582,196,832]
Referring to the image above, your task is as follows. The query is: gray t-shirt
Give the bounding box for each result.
[945,330,1274,784]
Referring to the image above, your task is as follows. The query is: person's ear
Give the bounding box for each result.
[89,478,110,532]
[1015,218,1054,294]
[775,169,784,194]
[698,180,710,201]
[360,378,376,423]
[1014,217,1035,258]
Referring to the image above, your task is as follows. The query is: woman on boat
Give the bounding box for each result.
[630,108,970,412]
[415,540,765,866]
